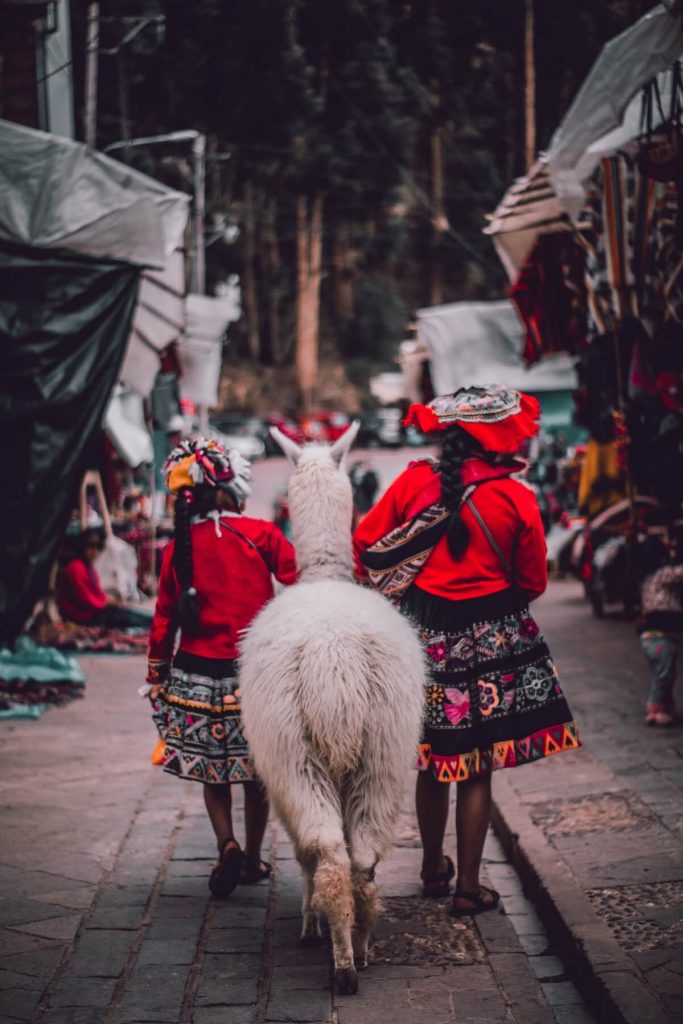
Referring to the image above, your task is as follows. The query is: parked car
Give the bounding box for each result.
[300,412,351,443]
[358,408,403,447]
[207,422,266,461]
[212,413,269,445]
[262,413,306,455]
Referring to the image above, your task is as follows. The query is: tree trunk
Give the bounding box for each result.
[307,192,323,393]
[524,0,536,173]
[295,193,323,413]
[429,122,447,306]
[331,224,355,322]
[242,181,261,362]
[261,196,284,365]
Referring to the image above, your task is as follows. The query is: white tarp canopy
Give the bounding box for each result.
[119,249,186,397]
[485,4,683,278]
[483,161,573,282]
[546,4,683,219]
[399,338,432,403]
[416,300,578,396]
[0,119,189,268]
[104,385,154,467]
[179,287,241,406]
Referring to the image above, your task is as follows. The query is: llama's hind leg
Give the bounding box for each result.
[270,767,357,992]
[344,773,392,970]
[298,852,321,943]
[314,847,357,995]
[350,862,379,971]
[348,825,380,971]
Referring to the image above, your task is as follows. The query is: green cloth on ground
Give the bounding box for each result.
[0,703,46,720]
[0,637,85,685]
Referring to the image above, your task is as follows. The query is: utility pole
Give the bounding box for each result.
[191,133,206,295]
[84,2,99,147]
[104,130,206,296]
[524,0,536,172]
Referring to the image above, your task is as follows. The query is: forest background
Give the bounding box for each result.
[69,0,653,411]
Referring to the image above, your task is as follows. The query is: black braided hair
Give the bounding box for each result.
[173,485,221,634]
[440,426,480,560]
[173,489,199,633]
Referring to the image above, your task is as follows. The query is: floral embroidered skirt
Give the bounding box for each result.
[151,651,256,785]
[402,585,580,783]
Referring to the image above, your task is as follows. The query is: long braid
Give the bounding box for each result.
[173,489,200,633]
[440,426,475,559]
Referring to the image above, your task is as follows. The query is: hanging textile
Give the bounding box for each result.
[510,234,587,364]
[577,439,626,518]
[579,151,678,339]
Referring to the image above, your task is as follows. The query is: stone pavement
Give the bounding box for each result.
[0,648,596,1024]
[493,580,683,1024]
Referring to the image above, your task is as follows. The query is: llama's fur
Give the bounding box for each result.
[240,427,425,995]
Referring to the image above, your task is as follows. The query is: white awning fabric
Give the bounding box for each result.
[483,162,572,281]
[119,249,186,397]
[104,385,154,467]
[485,5,683,278]
[178,290,242,407]
[546,5,683,219]
[416,300,578,396]
[0,119,189,268]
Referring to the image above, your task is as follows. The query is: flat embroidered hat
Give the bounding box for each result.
[404,385,541,453]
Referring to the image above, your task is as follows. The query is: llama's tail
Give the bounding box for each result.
[296,638,370,778]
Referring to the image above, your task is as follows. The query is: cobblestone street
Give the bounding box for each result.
[0,572,681,1022]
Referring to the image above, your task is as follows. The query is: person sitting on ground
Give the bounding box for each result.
[145,439,298,899]
[58,529,153,630]
[636,536,683,727]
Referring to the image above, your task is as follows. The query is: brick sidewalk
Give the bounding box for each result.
[0,651,591,1024]
[494,580,683,1024]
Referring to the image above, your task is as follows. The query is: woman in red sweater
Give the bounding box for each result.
[58,530,152,629]
[146,439,297,898]
[354,386,580,918]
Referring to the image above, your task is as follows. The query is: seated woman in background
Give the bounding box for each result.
[58,529,153,629]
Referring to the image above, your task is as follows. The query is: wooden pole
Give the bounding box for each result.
[307,192,323,401]
[430,122,446,305]
[524,0,536,173]
[84,2,99,147]
[191,133,206,295]
[295,195,322,414]
[242,182,261,361]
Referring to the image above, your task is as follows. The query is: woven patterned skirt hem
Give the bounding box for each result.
[159,744,258,785]
[416,720,581,783]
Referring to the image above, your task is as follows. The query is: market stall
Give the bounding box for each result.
[0,119,189,645]
[485,2,683,616]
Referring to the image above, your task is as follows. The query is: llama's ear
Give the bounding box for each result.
[270,426,303,464]
[330,420,360,467]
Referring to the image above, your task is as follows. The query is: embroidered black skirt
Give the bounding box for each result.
[151,651,256,785]
[402,585,580,783]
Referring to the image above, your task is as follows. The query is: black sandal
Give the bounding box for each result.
[450,884,500,918]
[209,839,244,899]
[240,859,273,885]
[421,854,455,898]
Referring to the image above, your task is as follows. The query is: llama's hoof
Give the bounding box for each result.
[335,966,359,995]
[354,954,368,971]
[300,915,322,944]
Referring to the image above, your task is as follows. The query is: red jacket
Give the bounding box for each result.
[58,558,108,623]
[148,514,298,666]
[353,459,547,601]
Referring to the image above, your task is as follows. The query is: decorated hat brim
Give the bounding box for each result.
[404,392,541,454]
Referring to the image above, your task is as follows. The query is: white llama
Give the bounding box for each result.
[239,424,425,995]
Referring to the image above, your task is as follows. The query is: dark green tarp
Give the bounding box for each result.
[0,242,140,645]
